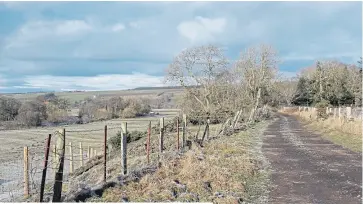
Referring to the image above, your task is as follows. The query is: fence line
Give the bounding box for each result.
[1,107,270,202]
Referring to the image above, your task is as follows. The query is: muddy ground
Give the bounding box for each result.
[263,113,362,204]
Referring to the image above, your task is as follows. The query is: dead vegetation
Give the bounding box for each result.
[58,119,272,203]
[284,109,362,152]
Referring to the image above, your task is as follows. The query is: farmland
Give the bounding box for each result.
[0,106,180,201]
[2,87,184,103]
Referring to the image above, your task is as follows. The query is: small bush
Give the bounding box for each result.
[108,130,147,149]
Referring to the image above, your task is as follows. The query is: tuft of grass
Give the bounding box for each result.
[99,121,271,203]
[287,110,362,152]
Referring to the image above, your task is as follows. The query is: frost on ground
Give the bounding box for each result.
[68,120,274,203]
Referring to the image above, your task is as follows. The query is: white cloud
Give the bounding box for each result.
[177,16,227,43]
[112,23,126,32]
[129,22,140,29]
[18,73,166,91]
[55,20,93,35]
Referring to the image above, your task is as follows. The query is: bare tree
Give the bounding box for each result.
[276,78,298,106]
[165,45,229,116]
[235,44,279,121]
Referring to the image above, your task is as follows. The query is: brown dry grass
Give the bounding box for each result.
[286,110,362,152]
[99,122,270,203]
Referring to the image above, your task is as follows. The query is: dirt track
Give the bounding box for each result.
[263,114,362,204]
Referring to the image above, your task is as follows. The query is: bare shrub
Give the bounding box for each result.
[0,96,21,121]
[16,101,47,127]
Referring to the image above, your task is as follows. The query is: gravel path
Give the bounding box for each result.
[262,113,362,204]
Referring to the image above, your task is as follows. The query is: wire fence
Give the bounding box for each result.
[0,107,269,202]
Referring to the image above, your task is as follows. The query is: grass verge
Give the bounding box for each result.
[92,121,272,203]
[284,110,362,152]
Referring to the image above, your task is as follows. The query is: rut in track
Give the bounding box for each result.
[262,114,362,204]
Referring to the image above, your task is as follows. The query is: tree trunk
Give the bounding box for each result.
[248,88,261,122]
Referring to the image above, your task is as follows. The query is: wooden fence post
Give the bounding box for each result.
[23,146,29,198]
[182,114,187,149]
[104,125,107,182]
[87,146,91,161]
[159,117,164,154]
[79,142,83,167]
[52,128,65,202]
[90,147,93,159]
[69,142,74,174]
[234,110,242,129]
[40,134,52,202]
[232,111,239,127]
[177,117,180,151]
[338,107,342,119]
[121,122,127,175]
[346,107,352,119]
[52,145,57,178]
[147,121,151,164]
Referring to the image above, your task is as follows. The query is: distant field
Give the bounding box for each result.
[0,108,181,201]
[4,87,184,103]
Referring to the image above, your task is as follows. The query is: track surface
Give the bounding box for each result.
[262,114,362,204]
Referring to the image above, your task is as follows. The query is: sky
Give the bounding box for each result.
[0,1,361,93]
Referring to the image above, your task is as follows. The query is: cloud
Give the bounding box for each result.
[17,73,166,91]
[177,16,227,43]
[112,23,126,32]
[0,2,361,93]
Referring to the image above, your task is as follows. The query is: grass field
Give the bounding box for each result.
[0,108,180,201]
[3,87,184,103]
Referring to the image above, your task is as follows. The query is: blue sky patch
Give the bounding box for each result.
[0,1,361,93]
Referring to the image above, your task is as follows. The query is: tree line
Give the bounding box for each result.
[165,45,362,123]
[292,58,362,107]
[0,93,153,129]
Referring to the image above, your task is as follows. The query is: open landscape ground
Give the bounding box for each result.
[3,88,184,103]
[0,108,180,201]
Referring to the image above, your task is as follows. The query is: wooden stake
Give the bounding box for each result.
[121,122,127,175]
[52,128,65,202]
[69,142,73,174]
[79,142,83,167]
[104,125,107,182]
[40,134,52,202]
[176,117,180,151]
[147,121,151,164]
[23,146,29,198]
[159,117,164,154]
[52,144,57,178]
[182,114,187,149]
[90,148,93,158]
[87,145,91,161]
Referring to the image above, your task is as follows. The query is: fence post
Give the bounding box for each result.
[182,114,187,149]
[234,110,242,129]
[346,107,352,119]
[177,117,180,151]
[87,146,91,161]
[338,107,342,119]
[79,142,83,167]
[23,146,29,198]
[52,145,57,178]
[69,142,74,174]
[40,134,52,202]
[104,125,107,182]
[232,111,239,127]
[147,121,151,164]
[90,147,93,159]
[121,122,127,175]
[159,117,164,154]
[52,128,65,202]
